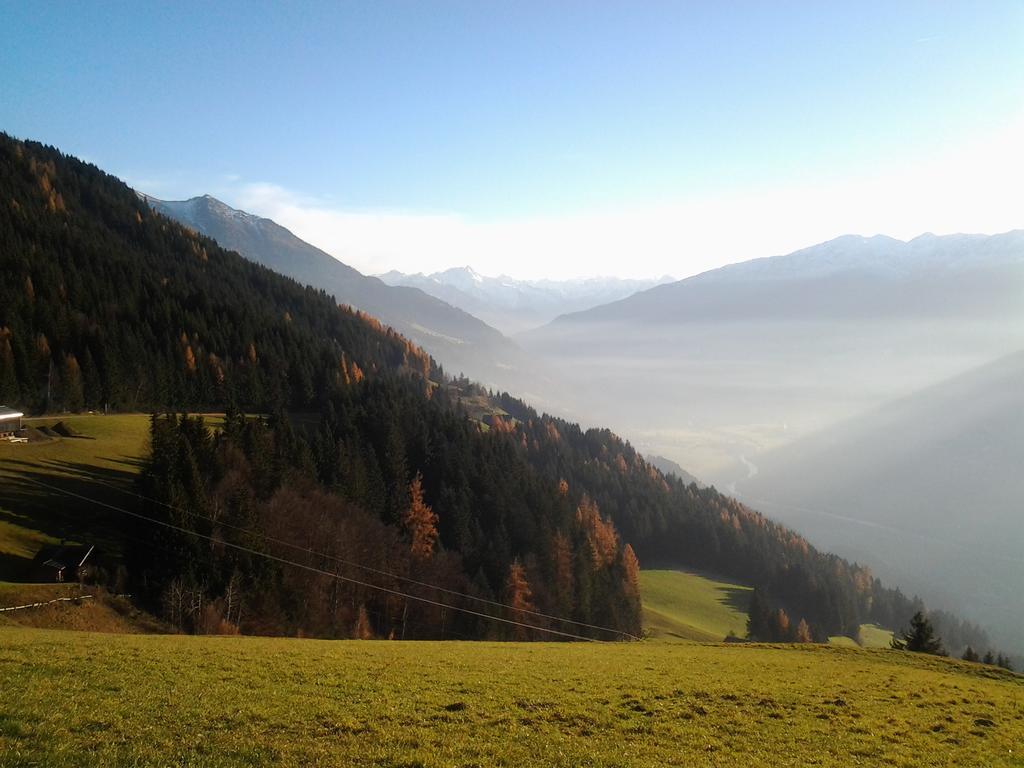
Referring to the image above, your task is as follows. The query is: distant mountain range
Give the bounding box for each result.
[735,350,1024,650]
[644,455,703,488]
[143,195,546,398]
[521,230,1024,481]
[546,230,1024,325]
[379,267,674,335]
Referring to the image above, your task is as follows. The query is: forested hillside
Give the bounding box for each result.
[144,194,543,398]
[0,133,998,651]
[0,137,434,412]
[0,134,640,640]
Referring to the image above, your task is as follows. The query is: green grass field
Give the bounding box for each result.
[859,623,896,648]
[638,570,896,652]
[0,414,153,579]
[1,629,1021,767]
[639,569,751,641]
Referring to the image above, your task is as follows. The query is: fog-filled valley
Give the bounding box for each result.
[736,351,1024,650]
[518,232,1024,649]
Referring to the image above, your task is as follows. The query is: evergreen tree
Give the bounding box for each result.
[551,530,574,615]
[892,612,946,656]
[746,589,773,640]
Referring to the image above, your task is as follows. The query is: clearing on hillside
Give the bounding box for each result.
[0,414,233,582]
[0,414,153,580]
[639,568,751,641]
[858,622,895,648]
[829,624,895,649]
[1,628,1021,767]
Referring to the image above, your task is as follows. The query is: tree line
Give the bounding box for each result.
[129,409,642,640]
[893,612,1014,671]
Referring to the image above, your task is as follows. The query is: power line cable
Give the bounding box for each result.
[18,476,611,643]
[73,471,637,639]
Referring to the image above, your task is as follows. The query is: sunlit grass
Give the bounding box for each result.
[1,629,1021,767]
[639,569,751,641]
[0,414,153,571]
[859,622,895,648]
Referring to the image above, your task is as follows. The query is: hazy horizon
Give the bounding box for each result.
[4,2,1024,279]
[133,190,1024,284]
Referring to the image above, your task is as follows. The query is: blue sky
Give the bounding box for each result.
[2,1,1023,278]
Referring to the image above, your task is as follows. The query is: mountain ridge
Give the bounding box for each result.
[541,229,1024,327]
[735,350,1024,650]
[143,194,546,397]
[379,266,674,334]
[518,227,1024,508]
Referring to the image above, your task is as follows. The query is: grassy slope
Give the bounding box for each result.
[0,583,166,634]
[1,629,1021,767]
[0,414,152,579]
[828,635,860,648]
[0,582,84,604]
[859,623,896,648]
[640,570,894,651]
[639,569,752,641]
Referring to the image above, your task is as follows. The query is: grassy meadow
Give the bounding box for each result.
[0,414,153,579]
[859,623,896,648]
[1,628,1022,767]
[638,569,751,641]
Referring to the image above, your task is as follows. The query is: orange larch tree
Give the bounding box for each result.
[505,558,535,641]
[551,531,574,613]
[402,472,438,560]
[776,608,791,640]
[354,604,374,639]
[795,618,813,643]
[622,543,640,599]
[575,495,619,569]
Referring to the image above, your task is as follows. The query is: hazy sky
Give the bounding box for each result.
[3,1,1023,279]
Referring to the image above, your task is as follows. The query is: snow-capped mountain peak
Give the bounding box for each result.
[378,267,674,334]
